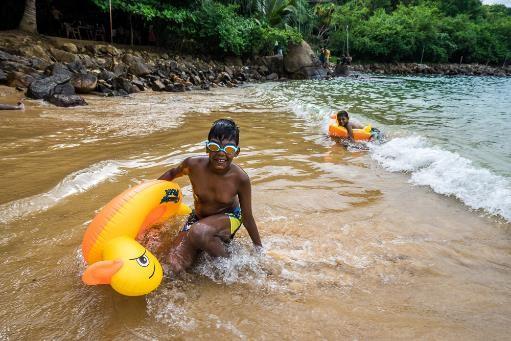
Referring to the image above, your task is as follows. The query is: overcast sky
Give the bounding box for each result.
[482,0,511,6]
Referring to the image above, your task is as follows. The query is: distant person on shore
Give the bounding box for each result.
[324,48,331,67]
[0,98,24,110]
[158,119,262,275]
[319,48,325,65]
[273,41,283,56]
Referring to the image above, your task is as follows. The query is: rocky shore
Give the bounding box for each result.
[0,31,328,107]
[350,62,511,77]
[0,31,509,107]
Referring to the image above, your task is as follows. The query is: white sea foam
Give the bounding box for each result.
[192,242,273,288]
[370,136,511,221]
[0,159,143,224]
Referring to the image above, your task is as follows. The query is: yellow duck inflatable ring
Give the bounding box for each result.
[81,180,191,296]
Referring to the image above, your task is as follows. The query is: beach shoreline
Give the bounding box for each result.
[1,30,510,109]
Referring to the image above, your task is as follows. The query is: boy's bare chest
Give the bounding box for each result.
[189,171,238,205]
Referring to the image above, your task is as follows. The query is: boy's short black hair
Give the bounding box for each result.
[208,119,239,145]
[336,110,349,121]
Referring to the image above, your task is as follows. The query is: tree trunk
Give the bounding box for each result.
[19,0,37,33]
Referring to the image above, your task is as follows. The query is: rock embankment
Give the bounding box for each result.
[352,62,511,76]
[2,32,508,107]
[0,31,317,107]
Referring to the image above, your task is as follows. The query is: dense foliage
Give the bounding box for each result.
[328,0,511,64]
[90,0,303,56]
[88,0,510,64]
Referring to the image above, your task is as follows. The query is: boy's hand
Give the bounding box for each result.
[252,244,264,256]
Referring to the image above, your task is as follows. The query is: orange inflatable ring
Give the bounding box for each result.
[328,113,372,141]
[81,180,191,296]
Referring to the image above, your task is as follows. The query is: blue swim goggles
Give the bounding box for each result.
[205,140,239,155]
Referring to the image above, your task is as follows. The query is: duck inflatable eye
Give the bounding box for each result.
[136,254,149,267]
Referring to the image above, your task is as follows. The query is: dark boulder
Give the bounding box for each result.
[71,73,98,93]
[266,73,279,81]
[96,80,113,95]
[0,70,6,84]
[151,79,165,91]
[168,60,179,72]
[261,55,284,75]
[27,73,71,99]
[67,60,87,74]
[123,54,151,76]
[112,89,129,96]
[112,77,137,93]
[290,66,327,80]
[284,41,326,80]
[98,69,115,81]
[131,79,145,91]
[173,83,186,92]
[112,63,128,77]
[334,64,350,77]
[47,63,72,78]
[47,94,87,107]
[0,50,15,61]
[29,58,50,71]
[1,60,35,74]
[53,81,76,96]
[284,41,315,73]
[217,71,231,83]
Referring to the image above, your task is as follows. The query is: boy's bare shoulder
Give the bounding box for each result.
[185,156,208,166]
[231,163,250,183]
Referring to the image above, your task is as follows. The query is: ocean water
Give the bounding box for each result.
[250,75,511,221]
[0,75,510,339]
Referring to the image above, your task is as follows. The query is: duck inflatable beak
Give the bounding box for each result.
[82,259,123,285]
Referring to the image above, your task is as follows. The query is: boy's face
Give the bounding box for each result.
[338,115,349,126]
[206,137,239,171]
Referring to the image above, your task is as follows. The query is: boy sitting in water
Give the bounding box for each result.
[337,110,364,142]
[158,119,262,274]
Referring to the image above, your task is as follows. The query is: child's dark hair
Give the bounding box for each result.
[208,119,239,145]
[336,110,349,122]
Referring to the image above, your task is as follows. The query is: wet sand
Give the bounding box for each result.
[0,85,509,339]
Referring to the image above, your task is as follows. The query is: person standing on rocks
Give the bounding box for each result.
[319,48,325,66]
[324,48,331,67]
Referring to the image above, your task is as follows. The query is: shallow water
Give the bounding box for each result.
[0,77,510,340]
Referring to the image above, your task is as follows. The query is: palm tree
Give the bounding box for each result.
[19,0,37,33]
[257,0,297,27]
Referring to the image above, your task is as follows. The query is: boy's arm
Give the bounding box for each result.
[158,157,191,181]
[346,123,355,141]
[238,174,262,247]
